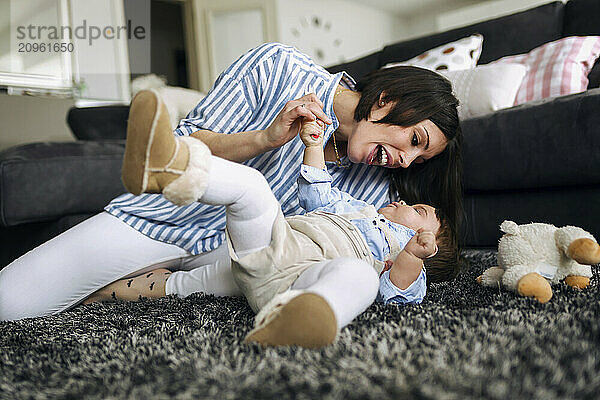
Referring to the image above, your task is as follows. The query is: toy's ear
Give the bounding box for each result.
[500,220,520,235]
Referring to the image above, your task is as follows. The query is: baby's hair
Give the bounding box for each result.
[424,207,461,284]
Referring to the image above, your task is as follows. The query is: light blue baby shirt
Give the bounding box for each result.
[297,165,427,305]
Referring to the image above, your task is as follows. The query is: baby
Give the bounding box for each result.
[296,120,457,305]
[89,94,459,348]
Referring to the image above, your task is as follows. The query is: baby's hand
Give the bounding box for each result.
[404,228,438,259]
[299,119,324,147]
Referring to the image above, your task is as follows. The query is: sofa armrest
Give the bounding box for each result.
[0,141,126,227]
[462,88,600,192]
[67,105,129,140]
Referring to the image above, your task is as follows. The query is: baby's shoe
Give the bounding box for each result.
[121,89,211,206]
[244,290,338,349]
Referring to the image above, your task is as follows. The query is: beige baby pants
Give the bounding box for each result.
[228,209,376,313]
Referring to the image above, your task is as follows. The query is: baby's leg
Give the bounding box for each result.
[166,244,243,298]
[245,257,379,348]
[122,89,278,254]
[198,155,280,255]
[291,257,379,329]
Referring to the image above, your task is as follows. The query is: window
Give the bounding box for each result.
[0,0,142,102]
[0,0,74,95]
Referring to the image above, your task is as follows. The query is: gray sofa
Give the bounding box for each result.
[1,0,599,268]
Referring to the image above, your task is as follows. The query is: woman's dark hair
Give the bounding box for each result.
[354,65,464,249]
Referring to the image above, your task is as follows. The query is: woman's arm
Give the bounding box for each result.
[191,129,270,163]
[190,93,332,164]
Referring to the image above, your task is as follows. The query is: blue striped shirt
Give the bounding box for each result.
[105,43,391,255]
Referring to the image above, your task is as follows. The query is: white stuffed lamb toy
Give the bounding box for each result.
[477,220,600,303]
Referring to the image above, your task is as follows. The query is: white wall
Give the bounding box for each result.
[390,0,484,42]
[274,0,398,67]
[210,8,266,78]
[437,0,562,31]
[70,0,131,101]
[348,0,559,45]
[189,0,399,90]
[0,93,75,151]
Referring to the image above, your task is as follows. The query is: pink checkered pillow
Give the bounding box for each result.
[492,36,600,105]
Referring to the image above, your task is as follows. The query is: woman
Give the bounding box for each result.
[0,43,461,321]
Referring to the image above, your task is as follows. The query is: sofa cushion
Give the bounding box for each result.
[492,36,600,105]
[0,141,126,227]
[589,60,600,88]
[563,0,600,88]
[326,52,381,82]
[563,0,600,36]
[462,88,600,192]
[0,214,92,268]
[463,186,600,247]
[382,34,483,71]
[67,105,129,140]
[439,63,527,119]
[380,2,565,67]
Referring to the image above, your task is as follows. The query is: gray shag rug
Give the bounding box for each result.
[1,249,599,400]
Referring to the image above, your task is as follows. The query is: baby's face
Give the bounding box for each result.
[378,201,440,234]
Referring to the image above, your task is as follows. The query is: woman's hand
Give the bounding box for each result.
[404,228,438,259]
[263,93,332,150]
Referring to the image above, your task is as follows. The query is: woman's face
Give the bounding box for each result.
[347,101,448,168]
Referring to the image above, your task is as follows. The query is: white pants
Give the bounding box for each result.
[0,212,240,321]
[0,154,379,328]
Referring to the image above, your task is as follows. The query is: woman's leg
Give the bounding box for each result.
[0,212,190,321]
[85,243,243,304]
[83,268,173,304]
[76,140,282,311]
[244,257,379,348]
